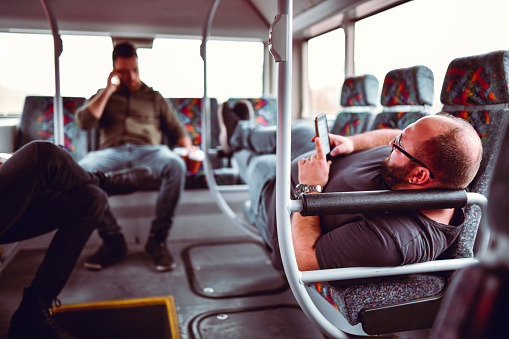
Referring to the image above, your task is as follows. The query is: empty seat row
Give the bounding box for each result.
[331,65,434,137]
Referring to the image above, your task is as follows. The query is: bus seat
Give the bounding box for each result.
[226,97,277,126]
[432,85,509,339]
[309,52,509,335]
[15,96,88,160]
[370,65,433,131]
[329,74,378,136]
[165,97,241,188]
[438,50,509,261]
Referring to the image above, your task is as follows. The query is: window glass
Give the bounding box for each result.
[0,33,264,115]
[355,0,509,112]
[307,28,345,118]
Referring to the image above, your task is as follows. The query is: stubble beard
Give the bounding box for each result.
[380,156,412,189]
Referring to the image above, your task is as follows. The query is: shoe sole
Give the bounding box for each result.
[83,262,103,271]
[155,262,177,272]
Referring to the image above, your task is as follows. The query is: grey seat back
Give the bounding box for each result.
[329,74,378,136]
[438,50,509,259]
[370,65,433,130]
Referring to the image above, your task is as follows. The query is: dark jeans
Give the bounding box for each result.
[231,122,316,250]
[0,141,108,300]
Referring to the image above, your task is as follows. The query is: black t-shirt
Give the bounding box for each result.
[267,145,464,270]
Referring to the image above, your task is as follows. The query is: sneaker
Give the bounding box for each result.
[145,237,177,272]
[232,99,255,121]
[84,234,127,271]
[97,166,153,196]
[9,288,77,339]
[218,102,241,155]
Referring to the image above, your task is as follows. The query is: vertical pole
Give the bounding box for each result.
[344,19,355,77]
[40,0,64,146]
[273,0,348,337]
[200,0,263,241]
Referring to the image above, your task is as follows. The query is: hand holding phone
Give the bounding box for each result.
[315,113,330,155]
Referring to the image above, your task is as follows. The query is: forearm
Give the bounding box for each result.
[349,129,400,152]
[86,87,116,120]
[291,212,321,271]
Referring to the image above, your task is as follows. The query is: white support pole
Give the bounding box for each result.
[40,0,64,146]
[200,0,262,241]
[271,0,348,337]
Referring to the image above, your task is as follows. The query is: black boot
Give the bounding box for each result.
[96,166,153,195]
[9,288,76,339]
[84,233,128,271]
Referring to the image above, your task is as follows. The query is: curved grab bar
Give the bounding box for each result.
[200,0,262,241]
[40,0,64,147]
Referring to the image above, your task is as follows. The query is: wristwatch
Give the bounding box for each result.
[294,183,323,199]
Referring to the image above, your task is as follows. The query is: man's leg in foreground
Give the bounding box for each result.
[2,185,108,339]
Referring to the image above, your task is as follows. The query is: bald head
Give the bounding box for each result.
[413,113,483,189]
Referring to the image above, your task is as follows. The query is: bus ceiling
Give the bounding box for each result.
[0,0,411,41]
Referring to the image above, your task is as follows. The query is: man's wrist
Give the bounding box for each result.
[294,183,323,199]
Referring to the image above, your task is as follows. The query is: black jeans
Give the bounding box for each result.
[0,141,108,300]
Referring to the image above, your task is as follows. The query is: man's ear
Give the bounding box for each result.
[409,167,431,185]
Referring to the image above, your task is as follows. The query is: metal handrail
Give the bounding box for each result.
[40,0,64,147]
[200,0,261,241]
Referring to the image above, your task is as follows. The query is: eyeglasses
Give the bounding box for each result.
[392,134,434,179]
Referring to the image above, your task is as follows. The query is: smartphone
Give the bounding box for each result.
[315,113,331,156]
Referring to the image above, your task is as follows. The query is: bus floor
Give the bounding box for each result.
[0,189,431,339]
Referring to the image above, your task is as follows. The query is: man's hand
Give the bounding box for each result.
[298,138,331,187]
[106,71,121,92]
[329,134,354,156]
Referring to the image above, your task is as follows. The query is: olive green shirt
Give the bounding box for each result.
[76,83,188,149]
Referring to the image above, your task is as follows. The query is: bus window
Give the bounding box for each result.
[0,33,264,116]
[139,39,264,102]
[207,40,264,103]
[355,0,509,112]
[307,28,345,118]
[0,33,112,116]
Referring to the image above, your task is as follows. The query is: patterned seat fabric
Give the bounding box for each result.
[16,96,88,160]
[226,97,277,126]
[433,116,509,338]
[312,54,509,328]
[330,74,379,136]
[315,274,446,326]
[167,98,240,188]
[371,65,434,130]
[438,50,509,260]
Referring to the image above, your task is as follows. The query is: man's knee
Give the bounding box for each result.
[23,141,68,165]
[159,153,186,181]
[71,185,109,223]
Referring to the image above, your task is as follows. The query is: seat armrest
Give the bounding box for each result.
[298,189,468,216]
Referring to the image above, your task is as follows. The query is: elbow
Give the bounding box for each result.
[295,251,320,271]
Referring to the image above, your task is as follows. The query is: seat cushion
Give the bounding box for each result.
[312,273,446,326]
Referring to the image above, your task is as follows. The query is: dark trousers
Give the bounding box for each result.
[0,141,108,299]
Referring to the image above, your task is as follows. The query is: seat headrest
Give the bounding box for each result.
[488,123,509,235]
[441,50,509,106]
[381,66,434,106]
[340,74,379,107]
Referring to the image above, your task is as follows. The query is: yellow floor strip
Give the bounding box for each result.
[54,295,181,339]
